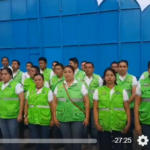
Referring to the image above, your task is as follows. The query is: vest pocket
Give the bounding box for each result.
[38,108,51,125]
[56,106,64,121]
[5,103,19,117]
[98,111,108,130]
[139,111,150,123]
[114,111,127,130]
[72,108,85,121]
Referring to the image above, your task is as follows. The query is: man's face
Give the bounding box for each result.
[12,61,19,71]
[85,64,94,75]
[69,61,77,69]
[39,60,47,70]
[2,58,9,67]
[26,63,32,72]
[111,63,118,73]
[52,62,57,71]
[81,62,86,71]
[30,68,37,78]
[118,62,128,74]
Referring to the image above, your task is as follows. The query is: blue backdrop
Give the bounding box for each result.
[0,0,150,77]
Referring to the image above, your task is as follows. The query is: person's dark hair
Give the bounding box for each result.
[0,68,3,72]
[69,58,79,66]
[26,62,33,66]
[111,61,118,66]
[64,65,75,73]
[148,61,150,68]
[12,60,20,66]
[1,57,9,62]
[34,73,44,80]
[2,67,13,78]
[103,68,117,85]
[32,66,40,73]
[52,61,59,65]
[38,57,47,63]
[118,60,128,67]
[85,62,94,68]
[55,63,64,70]
[81,61,87,64]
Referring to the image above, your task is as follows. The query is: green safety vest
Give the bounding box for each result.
[84,74,100,108]
[51,76,65,92]
[139,78,150,125]
[0,82,3,89]
[13,70,23,84]
[75,70,85,82]
[0,80,20,119]
[143,71,149,79]
[27,87,51,126]
[116,74,134,109]
[24,78,35,93]
[56,82,85,122]
[42,68,53,83]
[98,86,127,132]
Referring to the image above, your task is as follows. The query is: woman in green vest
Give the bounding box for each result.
[51,63,65,92]
[0,67,25,150]
[93,68,131,150]
[0,69,3,87]
[135,77,150,150]
[53,65,90,150]
[24,73,54,150]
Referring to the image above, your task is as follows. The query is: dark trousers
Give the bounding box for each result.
[83,108,98,145]
[98,131,124,150]
[60,121,83,150]
[0,119,19,150]
[125,108,134,150]
[141,124,150,150]
[28,124,50,150]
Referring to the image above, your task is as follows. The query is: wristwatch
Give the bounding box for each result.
[23,115,27,118]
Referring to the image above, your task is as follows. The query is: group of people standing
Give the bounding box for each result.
[0,57,149,150]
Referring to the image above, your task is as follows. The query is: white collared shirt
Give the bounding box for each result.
[139,71,148,80]
[75,69,79,76]
[118,73,137,86]
[26,87,53,102]
[22,72,30,85]
[13,69,20,78]
[93,87,129,102]
[1,66,13,71]
[84,75,103,86]
[40,68,54,80]
[136,82,142,96]
[2,79,23,95]
[54,80,88,96]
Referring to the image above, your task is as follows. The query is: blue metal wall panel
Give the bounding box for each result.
[0,0,150,77]
[0,22,12,48]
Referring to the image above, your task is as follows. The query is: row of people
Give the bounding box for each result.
[0,57,150,150]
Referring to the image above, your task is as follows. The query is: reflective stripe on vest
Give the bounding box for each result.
[99,108,124,111]
[3,98,19,100]
[28,105,50,108]
[99,108,110,111]
[113,108,125,111]
[90,90,95,94]
[58,98,83,102]
[142,98,150,102]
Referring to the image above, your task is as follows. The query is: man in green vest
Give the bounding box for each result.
[11,60,23,84]
[24,66,49,93]
[139,61,150,80]
[69,57,85,82]
[111,61,118,73]
[81,61,86,72]
[38,57,54,86]
[83,62,103,150]
[135,77,150,150]
[117,60,137,150]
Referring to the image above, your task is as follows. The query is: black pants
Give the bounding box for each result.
[125,109,134,150]
[98,131,124,150]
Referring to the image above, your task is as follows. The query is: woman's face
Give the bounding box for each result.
[34,75,44,89]
[2,70,12,82]
[64,67,74,81]
[104,70,116,85]
[0,70,2,80]
[55,66,63,76]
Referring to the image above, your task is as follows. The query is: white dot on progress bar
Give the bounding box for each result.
[0,139,97,144]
